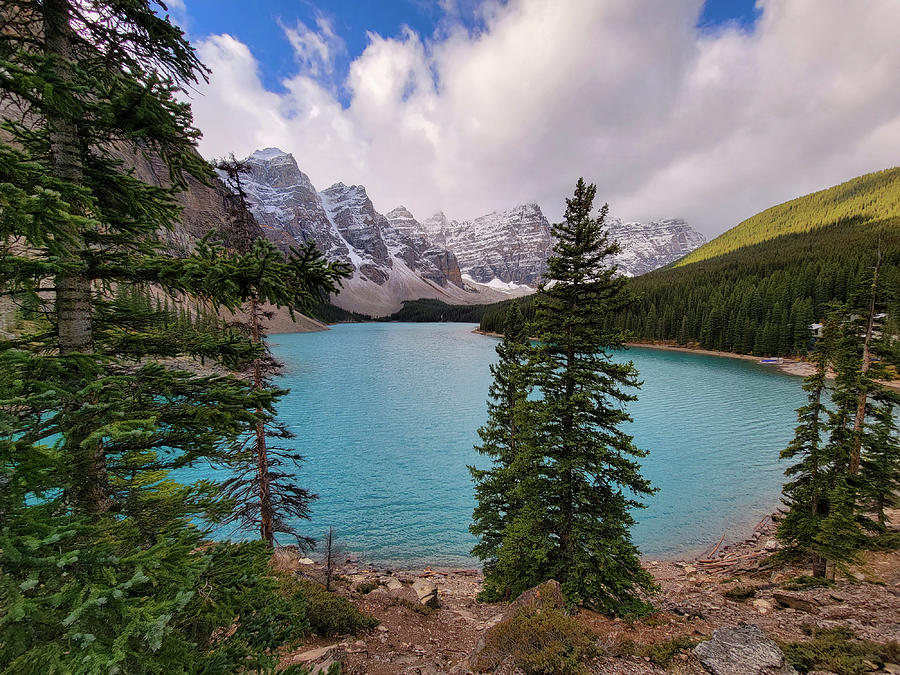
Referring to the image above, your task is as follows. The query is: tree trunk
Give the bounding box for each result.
[250,295,274,546]
[44,0,108,512]
[811,553,827,578]
[559,342,576,569]
[849,249,880,475]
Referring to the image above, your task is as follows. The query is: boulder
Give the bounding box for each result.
[412,579,440,609]
[385,577,404,591]
[695,624,797,675]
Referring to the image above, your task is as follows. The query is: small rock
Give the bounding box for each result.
[764,540,780,551]
[753,599,774,614]
[292,644,338,663]
[385,577,404,591]
[695,624,797,674]
[377,625,388,632]
[683,565,697,575]
[412,579,440,609]
[298,557,315,565]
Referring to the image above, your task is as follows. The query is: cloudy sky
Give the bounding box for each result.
[173,0,900,236]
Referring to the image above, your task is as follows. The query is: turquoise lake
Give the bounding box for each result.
[267,322,805,567]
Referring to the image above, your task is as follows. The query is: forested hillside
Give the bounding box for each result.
[675,167,900,266]
[480,170,900,356]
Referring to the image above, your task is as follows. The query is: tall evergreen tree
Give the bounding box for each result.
[520,179,656,613]
[214,154,349,547]
[777,313,839,577]
[0,2,336,669]
[860,397,900,528]
[469,303,536,601]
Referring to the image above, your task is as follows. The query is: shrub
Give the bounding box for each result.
[472,608,597,674]
[722,585,757,600]
[782,575,834,591]
[288,578,378,636]
[779,625,900,674]
[355,581,380,595]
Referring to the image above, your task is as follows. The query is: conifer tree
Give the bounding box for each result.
[214,154,349,548]
[0,2,336,669]
[860,398,900,528]
[507,179,656,614]
[777,313,839,577]
[469,303,536,601]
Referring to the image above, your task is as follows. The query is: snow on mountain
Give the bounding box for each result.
[418,206,705,283]
[606,217,706,276]
[236,148,703,315]
[238,149,507,316]
[421,204,553,285]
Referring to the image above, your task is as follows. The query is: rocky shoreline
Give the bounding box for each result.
[276,508,900,674]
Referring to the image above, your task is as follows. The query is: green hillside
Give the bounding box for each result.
[479,168,900,357]
[675,167,900,267]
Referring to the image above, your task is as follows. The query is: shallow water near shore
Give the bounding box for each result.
[258,322,804,567]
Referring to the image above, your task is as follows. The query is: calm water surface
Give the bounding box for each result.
[268,322,804,566]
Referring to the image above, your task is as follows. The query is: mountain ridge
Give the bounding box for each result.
[238,147,706,316]
[675,166,900,267]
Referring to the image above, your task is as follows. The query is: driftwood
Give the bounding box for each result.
[704,532,727,560]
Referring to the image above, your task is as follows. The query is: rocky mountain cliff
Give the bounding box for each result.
[238,149,517,316]
[414,205,553,286]
[235,147,704,315]
[606,217,706,276]
[390,205,705,284]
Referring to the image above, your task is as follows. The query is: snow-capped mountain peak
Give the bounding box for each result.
[249,147,290,161]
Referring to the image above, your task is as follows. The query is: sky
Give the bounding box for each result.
[169,0,900,236]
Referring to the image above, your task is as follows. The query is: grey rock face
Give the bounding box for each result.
[240,149,349,263]
[694,624,797,675]
[606,217,706,276]
[241,150,463,290]
[417,206,704,286]
[385,207,463,287]
[422,204,553,285]
[412,579,440,609]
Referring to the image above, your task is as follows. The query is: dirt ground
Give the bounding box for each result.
[279,510,900,674]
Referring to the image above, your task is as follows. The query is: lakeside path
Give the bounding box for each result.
[474,329,900,391]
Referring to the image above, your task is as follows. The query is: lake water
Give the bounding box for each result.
[268,322,805,567]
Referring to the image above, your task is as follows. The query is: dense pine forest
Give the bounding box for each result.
[481,169,900,357]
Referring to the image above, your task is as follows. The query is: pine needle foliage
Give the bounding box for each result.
[470,303,535,601]
[471,179,657,615]
[0,2,339,669]
[527,179,657,613]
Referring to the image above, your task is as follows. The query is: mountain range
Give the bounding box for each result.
[237,148,706,316]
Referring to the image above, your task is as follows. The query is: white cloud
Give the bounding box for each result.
[187,0,900,235]
[280,15,345,78]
